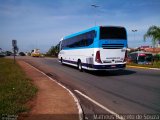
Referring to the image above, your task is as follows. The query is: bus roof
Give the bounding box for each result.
[63,26,125,40]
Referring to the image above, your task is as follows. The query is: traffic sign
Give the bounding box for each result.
[12,40,18,64]
[12,40,17,47]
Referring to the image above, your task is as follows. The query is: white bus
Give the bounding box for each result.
[128,51,153,64]
[58,26,128,71]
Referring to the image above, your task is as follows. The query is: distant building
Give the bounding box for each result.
[0,48,4,53]
[143,47,160,54]
[128,46,160,54]
[139,46,151,51]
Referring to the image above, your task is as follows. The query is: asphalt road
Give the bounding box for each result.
[19,57,160,119]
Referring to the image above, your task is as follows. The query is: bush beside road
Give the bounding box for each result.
[0,58,37,115]
[127,61,160,69]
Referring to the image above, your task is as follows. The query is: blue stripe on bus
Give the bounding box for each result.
[60,59,126,69]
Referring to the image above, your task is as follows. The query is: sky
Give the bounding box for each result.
[0,0,160,53]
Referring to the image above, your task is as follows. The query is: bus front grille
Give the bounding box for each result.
[102,44,124,49]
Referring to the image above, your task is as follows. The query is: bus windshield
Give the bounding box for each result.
[138,56,145,62]
[100,27,127,39]
[145,54,153,62]
[138,54,153,63]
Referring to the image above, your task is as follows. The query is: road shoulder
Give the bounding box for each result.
[127,65,160,70]
[17,60,79,120]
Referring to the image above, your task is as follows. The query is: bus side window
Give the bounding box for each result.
[86,32,94,46]
[91,30,96,38]
[64,30,96,48]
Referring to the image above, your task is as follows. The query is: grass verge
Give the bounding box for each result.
[0,58,37,115]
[127,61,160,68]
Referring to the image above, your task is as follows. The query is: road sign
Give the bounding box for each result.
[12,40,17,47]
[13,46,19,54]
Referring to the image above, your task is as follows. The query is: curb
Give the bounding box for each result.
[127,65,160,70]
[25,62,83,120]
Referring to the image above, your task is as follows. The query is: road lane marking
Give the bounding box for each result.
[74,90,125,120]
[25,62,83,120]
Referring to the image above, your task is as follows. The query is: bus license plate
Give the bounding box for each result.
[111,65,116,68]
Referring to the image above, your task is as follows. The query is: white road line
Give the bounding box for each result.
[74,90,125,120]
[25,62,83,120]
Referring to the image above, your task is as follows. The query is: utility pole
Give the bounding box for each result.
[132,30,138,50]
[12,40,18,64]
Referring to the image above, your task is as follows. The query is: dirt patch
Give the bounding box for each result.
[17,61,79,120]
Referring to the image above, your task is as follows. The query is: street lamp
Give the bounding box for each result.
[91,4,99,26]
[132,29,138,42]
[132,29,138,44]
[132,29,138,50]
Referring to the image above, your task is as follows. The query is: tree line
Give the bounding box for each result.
[46,43,59,57]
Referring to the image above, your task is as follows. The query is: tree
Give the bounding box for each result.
[144,25,160,47]
[46,44,59,57]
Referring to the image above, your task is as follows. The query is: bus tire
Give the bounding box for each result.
[61,58,63,64]
[78,60,83,72]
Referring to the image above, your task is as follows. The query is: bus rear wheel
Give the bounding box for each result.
[78,60,83,72]
[61,58,63,64]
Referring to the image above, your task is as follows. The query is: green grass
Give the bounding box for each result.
[127,61,160,68]
[0,58,37,115]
